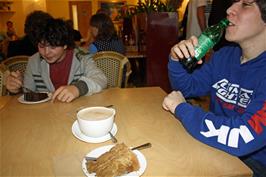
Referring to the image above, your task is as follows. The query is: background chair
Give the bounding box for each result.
[93,51,132,88]
[0,64,8,96]
[2,55,29,74]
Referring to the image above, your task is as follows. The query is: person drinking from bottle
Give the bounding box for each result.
[162,0,266,176]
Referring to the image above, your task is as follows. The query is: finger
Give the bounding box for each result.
[186,38,197,58]
[13,76,23,86]
[59,93,70,102]
[170,45,179,59]
[173,41,189,59]
[52,87,64,101]
[184,36,199,58]
[66,96,74,103]
[179,41,193,59]
[190,36,199,46]
[162,99,169,111]
[7,75,22,89]
[170,91,178,96]
[197,60,203,64]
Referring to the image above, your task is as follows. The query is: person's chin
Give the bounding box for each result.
[225,33,234,42]
[45,58,57,64]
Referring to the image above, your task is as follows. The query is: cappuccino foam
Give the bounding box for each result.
[79,108,113,121]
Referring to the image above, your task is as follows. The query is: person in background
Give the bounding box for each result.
[163,0,266,176]
[186,0,207,39]
[81,9,110,50]
[96,8,110,16]
[7,11,53,57]
[6,21,18,41]
[0,33,7,61]
[208,0,234,51]
[88,13,125,55]
[6,18,107,103]
[65,19,82,46]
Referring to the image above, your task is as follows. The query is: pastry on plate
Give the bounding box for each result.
[24,92,48,102]
[87,143,140,177]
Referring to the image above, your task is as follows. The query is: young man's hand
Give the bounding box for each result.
[170,36,203,65]
[162,91,186,114]
[52,85,79,103]
[6,71,23,94]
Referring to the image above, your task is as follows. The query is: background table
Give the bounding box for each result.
[0,87,252,176]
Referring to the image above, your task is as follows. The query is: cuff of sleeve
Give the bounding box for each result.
[175,102,194,121]
[73,80,88,97]
[169,56,179,62]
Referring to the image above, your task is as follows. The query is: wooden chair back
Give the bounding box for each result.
[2,55,29,74]
[0,64,8,96]
[93,51,132,88]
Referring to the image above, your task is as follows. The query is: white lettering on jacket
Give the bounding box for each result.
[200,119,254,148]
[212,79,253,108]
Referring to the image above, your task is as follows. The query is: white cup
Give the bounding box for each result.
[77,106,115,138]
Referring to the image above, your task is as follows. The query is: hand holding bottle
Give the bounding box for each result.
[170,36,203,65]
[171,18,229,72]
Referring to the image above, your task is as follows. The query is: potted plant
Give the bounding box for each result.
[136,0,183,14]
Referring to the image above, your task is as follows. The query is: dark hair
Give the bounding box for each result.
[90,13,117,41]
[24,11,53,45]
[256,0,266,22]
[96,8,110,16]
[37,18,75,48]
[65,19,74,28]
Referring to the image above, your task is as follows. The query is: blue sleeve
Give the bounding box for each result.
[168,56,214,98]
[174,82,266,156]
[88,44,98,54]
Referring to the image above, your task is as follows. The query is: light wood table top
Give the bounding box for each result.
[0,95,11,110]
[0,87,252,177]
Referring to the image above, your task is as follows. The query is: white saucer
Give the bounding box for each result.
[72,121,117,143]
[82,145,147,177]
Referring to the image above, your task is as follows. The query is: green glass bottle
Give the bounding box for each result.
[180,18,229,72]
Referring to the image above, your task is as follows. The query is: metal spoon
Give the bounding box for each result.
[109,131,118,143]
[131,142,152,150]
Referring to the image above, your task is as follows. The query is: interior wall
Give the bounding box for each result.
[0,0,46,38]
[1,0,189,38]
[10,0,138,36]
[46,0,69,20]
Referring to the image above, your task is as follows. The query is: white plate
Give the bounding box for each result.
[18,93,51,104]
[72,121,117,143]
[81,145,147,177]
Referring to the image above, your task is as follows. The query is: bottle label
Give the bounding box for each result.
[194,34,214,60]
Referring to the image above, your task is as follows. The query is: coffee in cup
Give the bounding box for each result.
[78,107,113,121]
[77,107,115,138]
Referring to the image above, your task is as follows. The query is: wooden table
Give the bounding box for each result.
[0,87,252,177]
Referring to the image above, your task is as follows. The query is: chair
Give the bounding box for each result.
[0,64,8,96]
[93,51,132,88]
[2,55,29,74]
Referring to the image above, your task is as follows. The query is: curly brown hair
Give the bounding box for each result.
[37,18,75,48]
[24,11,53,45]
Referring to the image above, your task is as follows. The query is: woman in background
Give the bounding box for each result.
[88,13,125,55]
